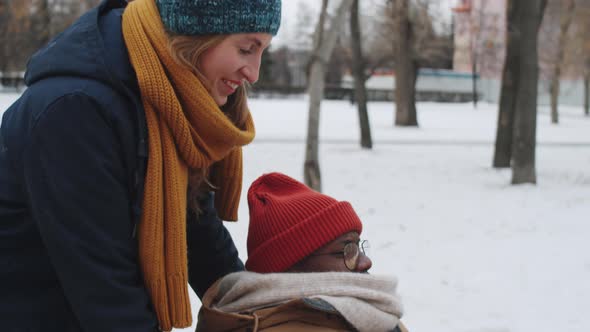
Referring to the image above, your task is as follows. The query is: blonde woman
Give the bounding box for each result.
[0,0,280,330]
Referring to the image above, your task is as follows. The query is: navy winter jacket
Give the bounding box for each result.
[0,1,244,331]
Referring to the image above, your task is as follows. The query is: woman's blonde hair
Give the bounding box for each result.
[168,34,250,215]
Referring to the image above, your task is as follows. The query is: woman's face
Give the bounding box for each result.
[199,33,272,106]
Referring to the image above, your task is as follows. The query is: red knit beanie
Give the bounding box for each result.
[245,172,363,273]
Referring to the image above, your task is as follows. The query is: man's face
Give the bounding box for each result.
[287,232,372,273]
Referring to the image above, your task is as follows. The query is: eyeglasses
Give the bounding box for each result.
[310,240,370,271]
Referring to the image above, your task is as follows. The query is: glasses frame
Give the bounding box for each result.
[310,240,369,271]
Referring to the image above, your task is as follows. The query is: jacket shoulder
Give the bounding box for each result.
[1,77,142,196]
[25,76,134,121]
[2,77,137,152]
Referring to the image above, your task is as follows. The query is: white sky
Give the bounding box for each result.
[273,0,457,48]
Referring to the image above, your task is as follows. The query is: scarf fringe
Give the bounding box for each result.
[151,279,172,330]
[167,273,192,328]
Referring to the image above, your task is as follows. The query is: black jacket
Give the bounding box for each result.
[0,1,243,331]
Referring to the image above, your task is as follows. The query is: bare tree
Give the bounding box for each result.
[349,0,372,149]
[0,0,100,74]
[1,0,33,73]
[304,0,354,191]
[548,0,575,124]
[540,0,590,117]
[574,2,590,116]
[325,40,348,86]
[34,0,52,47]
[492,0,519,168]
[469,2,487,108]
[453,2,507,107]
[586,64,590,116]
[377,0,451,127]
[493,0,536,170]
[511,0,547,184]
[393,0,418,126]
[291,1,317,51]
[0,0,9,73]
[343,3,400,86]
[492,0,547,183]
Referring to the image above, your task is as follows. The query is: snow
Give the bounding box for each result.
[2,93,589,332]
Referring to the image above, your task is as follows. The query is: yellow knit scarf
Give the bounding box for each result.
[122,0,255,329]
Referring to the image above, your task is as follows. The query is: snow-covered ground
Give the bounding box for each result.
[2,93,589,332]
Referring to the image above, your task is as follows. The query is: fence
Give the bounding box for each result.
[0,72,26,92]
[251,69,481,102]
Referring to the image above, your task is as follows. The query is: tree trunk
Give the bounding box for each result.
[304,0,328,192]
[493,1,520,168]
[409,63,418,122]
[394,0,419,127]
[304,0,354,191]
[585,75,589,116]
[305,62,325,192]
[0,0,7,74]
[549,77,559,124]
[350,0,372,149]
[37,0,52,47]
[511,0,547,185]
[549,0,575,125]
[472,51,478,108]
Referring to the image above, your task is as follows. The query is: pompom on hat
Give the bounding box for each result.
[245,173,363,273]
[155,0,282,36]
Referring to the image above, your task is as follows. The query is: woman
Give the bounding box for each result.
[0,0,280,331]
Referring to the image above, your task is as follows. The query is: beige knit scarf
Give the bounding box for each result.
[208,272,404,332]
[122,0,255,329]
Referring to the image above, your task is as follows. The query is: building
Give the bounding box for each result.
[452,0,506,78]
[451,0,588,107]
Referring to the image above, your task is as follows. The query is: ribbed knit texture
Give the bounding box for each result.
[208,271,404,332]
[122,0,255,329]
[245,173,363,273]
[156,0,282,36]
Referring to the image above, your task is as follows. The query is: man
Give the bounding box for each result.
[196,173,408,332]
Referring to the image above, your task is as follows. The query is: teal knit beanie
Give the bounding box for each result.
[156,0,281,36]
